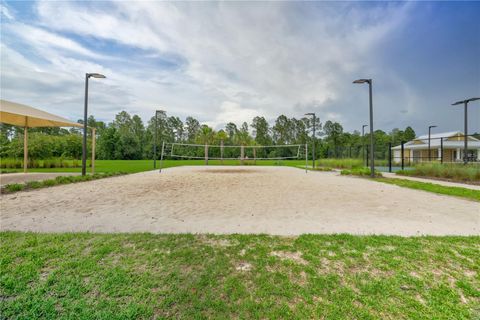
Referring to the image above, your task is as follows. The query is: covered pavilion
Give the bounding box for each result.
[0,99,96,173]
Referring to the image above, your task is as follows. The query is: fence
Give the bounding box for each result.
[321,134,480,172]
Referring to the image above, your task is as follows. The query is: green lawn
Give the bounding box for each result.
[376,178,480,202]
[4,159,306,174]
[1,232,479,319]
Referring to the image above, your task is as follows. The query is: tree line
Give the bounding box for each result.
[0,110,419,160]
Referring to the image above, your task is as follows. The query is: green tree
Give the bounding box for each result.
[196,125,216,145]
[185,117,200,143]
[251,116,271,146]
[272,115,293,145]
[323,120,343,157]
[234,122,251,146]
[404,126,416,141]
[225,122,238,144]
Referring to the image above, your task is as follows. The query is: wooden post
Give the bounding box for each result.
[91,127,96,174]
[240,145,245,165]
[24,126,28,173]
[253,147,256,165]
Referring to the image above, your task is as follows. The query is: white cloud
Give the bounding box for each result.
[205,101,262,129]
[0,4,13,20]
[8,24,105,60]
[5,1,466,133]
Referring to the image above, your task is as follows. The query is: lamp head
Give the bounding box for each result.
[452,97,480,106]
[305,113,315,116]
[353,79,371,84]
[88,73,106,79]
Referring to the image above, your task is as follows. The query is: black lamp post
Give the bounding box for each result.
[82,73,105,176]
[153,110,164,169]
[428,125,437,162]
[362,124,368,166]
[353,79,375,178]
[305,113,316,169]
[452,98,479,164]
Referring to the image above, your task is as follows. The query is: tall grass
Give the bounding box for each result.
[2,172,125,194]
[316,158,364,169]
[397,163,480,184]
[0,158,82,169]
[316,158,389,169]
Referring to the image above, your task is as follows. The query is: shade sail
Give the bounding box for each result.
[0,99,82,128]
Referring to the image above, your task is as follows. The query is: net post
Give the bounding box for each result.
[205,144,208,165]
[388,142,392,172]
[440,138,443,164]
[159,141,165,173]
[401,141,405,170]
[305,143,308,173]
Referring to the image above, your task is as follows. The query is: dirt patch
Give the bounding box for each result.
[271,251,308,265]
[235,261,252,271]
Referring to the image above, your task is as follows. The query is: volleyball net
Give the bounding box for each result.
[158,142,308,170]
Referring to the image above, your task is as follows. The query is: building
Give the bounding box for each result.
[391,131,480,163]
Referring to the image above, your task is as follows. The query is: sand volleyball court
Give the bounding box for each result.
[1,166,478,235]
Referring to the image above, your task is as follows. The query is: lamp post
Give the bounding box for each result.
[428,125,437,162]
[305,113,316,169]
[362,124,368,166]
[452,97,480,164]
[353,79,375,178]
[153,110,164,169]
[82,73,105,176]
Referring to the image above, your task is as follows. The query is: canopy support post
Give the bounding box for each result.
[24,126,28,173]
[91,127,96,174]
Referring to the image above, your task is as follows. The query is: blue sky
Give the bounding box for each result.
[1,1,479,135]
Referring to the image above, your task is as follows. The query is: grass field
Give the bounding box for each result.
[0,159,307,174]
[1,232,479,319]
[377,178,480,202]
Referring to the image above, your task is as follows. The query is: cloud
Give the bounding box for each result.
[0,4,13,20]
[1,1,478,133]
[205,101,262,128]
[8,24,106,60]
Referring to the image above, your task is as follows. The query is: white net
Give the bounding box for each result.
[163,143,305,160]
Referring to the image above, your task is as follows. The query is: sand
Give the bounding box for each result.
[1,166,478,236]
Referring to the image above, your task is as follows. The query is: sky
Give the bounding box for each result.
[1,1,479,135]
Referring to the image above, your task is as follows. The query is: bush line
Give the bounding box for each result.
[1,172,126,194]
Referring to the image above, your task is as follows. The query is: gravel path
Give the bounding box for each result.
[1,166,478,236]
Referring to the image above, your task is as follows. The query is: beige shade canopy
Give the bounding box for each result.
[0,99,82,128]
[0,99,95,174]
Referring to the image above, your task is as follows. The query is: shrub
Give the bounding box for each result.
[55,176,75,184]
[341,167,382,177]
[313,167,333,172]
[5,184,24,192]
[26,181,43,189]
[42,179,58,187]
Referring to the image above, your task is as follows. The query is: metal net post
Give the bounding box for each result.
[159,141,165,173]
[305,143,308,173]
